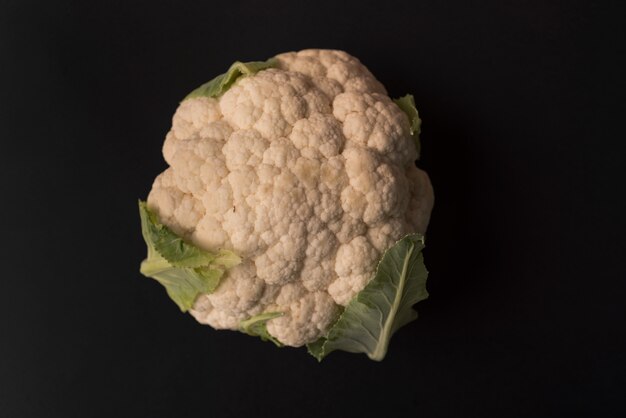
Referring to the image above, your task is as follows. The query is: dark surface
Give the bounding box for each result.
[1,0,625,416]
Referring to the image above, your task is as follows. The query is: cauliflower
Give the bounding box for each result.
[139,49,434,360]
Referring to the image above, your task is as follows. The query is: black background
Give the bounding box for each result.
[1,0,625,416]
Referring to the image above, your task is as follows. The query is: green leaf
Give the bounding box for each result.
[307,234,429,362]
[306,337,326,358]
[240,312,285,347]
[140,249,224,311]
[393,94,422,158]
[212,251,243,269]
[138,200,241,311]
[185,58,278,100]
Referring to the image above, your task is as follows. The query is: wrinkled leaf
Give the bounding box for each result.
[394,94,422,158]
[139,200,226,268]
[240,312,285,347]
[307,234,429,361]
[138,200,241,311]
[212,251,243,269]
[140,248,224,311]
[185,58,277,100]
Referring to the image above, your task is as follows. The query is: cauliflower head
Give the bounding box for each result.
[142,49,433,350]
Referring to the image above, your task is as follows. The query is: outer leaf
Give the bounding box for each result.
[213,251,243,269]
[307,234,429,362]
[394,94,422,158]
[306,337,326,358]
[139,200,219,268]
[140,248,225,311]
[240,312,285,347]
[138,200,241,311]
[185,58,277,100]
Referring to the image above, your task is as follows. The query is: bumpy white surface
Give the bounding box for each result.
[147,49,434,347]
